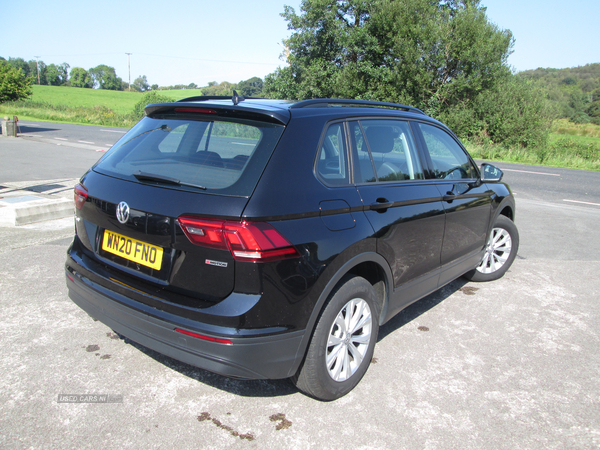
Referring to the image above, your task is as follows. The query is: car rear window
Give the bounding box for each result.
[93,116,284,196]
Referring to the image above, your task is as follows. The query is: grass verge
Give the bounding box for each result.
[465,133,600,171]
[1,101,136,128]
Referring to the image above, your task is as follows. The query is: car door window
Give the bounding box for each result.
[351,120,424,183]
[316,122,349,185]
[417,123,477,180]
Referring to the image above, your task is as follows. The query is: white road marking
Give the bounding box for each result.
[78,140,95,144]
[100,129,127,134]
[501,168,561,177]
[54,137,68,141]
[563,199,600,207]
[231,142,255,146]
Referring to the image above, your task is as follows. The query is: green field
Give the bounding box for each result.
[0,85,205,127]
[29,85,144,115]
[29,85,205,114]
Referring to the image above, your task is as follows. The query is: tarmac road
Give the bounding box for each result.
[16,120,126,149]
[0,129,599,449]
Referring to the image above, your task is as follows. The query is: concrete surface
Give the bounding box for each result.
[1,132,599,449]
[0,135,101,226]
[0,199,599,449]
[0,179,77,226]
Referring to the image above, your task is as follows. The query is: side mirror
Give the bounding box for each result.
[480,163,503,182]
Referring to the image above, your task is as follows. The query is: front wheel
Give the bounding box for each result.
[464,215,519,282]
[293,275,379,401]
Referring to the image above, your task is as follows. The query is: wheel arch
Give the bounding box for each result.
[491,188,516,224]
[499,203,515,221]
[287,252,393,377]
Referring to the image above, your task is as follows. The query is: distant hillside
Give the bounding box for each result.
[518,63,600,124]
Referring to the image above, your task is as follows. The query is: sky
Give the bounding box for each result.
[1,0,599,88]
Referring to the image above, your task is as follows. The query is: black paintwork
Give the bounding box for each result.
[66,98,516,380]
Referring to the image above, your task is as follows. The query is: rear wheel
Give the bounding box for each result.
[464,215,519,282]
[293,275,379,401]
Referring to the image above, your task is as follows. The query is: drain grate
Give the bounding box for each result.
[25,183,65,193]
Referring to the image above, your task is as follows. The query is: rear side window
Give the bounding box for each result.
[351,120,424,183]
[94,116,284,196]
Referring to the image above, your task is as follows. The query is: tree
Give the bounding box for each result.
[0,60,33,103]
[237,77,263,97]
[439,75,553,147]
[264,0,555,147]
[45,62,69,86]
[518,63,600,124]
[70,67,92,88]
[89,64,123,90]
[132,75,149,92]
[8,57,31,78]
[266,0,513,108]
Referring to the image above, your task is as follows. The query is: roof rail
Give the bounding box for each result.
[290,98,426,115]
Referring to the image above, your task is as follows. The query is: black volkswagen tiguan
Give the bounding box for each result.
[66,96,519,400]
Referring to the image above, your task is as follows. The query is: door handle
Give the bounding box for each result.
[370,198,394,210]
[443,191,455,202]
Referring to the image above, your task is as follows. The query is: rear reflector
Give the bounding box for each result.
[175,328,232,345]
[74,184,88,210]
[178,216,300,262]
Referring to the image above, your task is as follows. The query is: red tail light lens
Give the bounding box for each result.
[178,216,300,262]
[74,184,88,210]
[178,218,227,249]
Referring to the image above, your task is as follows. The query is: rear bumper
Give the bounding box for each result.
[66,268,306,380]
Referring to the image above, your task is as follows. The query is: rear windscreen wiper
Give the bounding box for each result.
[132,170,207,190]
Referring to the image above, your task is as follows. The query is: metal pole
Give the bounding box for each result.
[34,56,40,84]
[125,53,132,91]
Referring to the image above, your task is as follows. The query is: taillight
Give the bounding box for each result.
[74,184,88,210]
[178,216,300,262]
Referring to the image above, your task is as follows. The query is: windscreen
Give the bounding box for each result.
[93,115,285,196]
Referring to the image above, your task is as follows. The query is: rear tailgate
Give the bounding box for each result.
[75,172,249,301]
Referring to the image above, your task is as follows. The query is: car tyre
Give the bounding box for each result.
[293,275,379,401]
[464,215,519,282]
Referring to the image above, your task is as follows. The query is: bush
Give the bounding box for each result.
[439,75,554,148]
[131,91,173,120]
[0,61,33,103]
